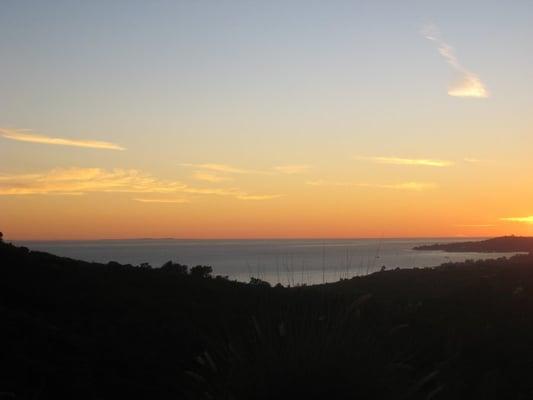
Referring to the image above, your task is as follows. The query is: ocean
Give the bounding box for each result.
[14,238,520,285]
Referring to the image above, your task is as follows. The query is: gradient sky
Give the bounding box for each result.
[1,0,533,239]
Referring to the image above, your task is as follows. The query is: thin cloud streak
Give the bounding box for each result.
[134,198,190,204]
[0,128,125,151]
[180,186,282,200]
[0,168,281,201]
[182,163,311,175]
[422,24,489,98]
[455,224,496,227]
[463,157,493,165]
[235,194,284,201]
[0,168,185,195]
[307,180,437,191]
[373,182,438,191]
[307,180,357,188]
[357,156,453,167]
[180,163,269,175]
[500,216,533,224]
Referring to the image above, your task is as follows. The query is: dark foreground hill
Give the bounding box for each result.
[414,235,533,253]
[3,241,533,399]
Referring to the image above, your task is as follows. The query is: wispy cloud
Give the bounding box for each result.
[0,128,125,151]
[307,180,357,188]
[235,194,284,200]
[180,186,282,200]
[134,198,190,204]
[180,163,268,175]
[463,157,493,165]
[372,182,438,191]
[273,164,311,174]
[192,171,233,183]
[307,180,437,191]
[0,168,184,195]
[455,224,495,227]
[500,216,533,224]
[356,156,453,167]
[422,24,489,98]
[183,163,311,176]
[0,167,281,200]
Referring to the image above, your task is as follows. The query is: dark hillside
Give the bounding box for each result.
[3,241,533,399]
[414,235,533,253]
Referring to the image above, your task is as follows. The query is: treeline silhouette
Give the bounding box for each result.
[2,237,533,399]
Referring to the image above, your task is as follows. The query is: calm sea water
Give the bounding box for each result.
[15,238,519,286]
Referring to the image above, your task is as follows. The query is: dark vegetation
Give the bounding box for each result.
[2,235,533,399]
[414,235,533,253]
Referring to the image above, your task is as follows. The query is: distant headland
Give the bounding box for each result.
[414,235,533,253]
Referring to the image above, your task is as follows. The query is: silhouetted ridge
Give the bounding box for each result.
[414,235,533,253]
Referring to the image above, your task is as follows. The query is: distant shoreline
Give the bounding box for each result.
[414,236,533,253]
[6,237,521,286]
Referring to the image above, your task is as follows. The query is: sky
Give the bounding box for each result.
[1,0,533,240]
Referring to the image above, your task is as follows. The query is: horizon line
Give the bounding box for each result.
[8,235,510,242]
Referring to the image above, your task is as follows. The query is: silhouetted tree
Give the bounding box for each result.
[0,232,3,242]
[249,277,271,288]
[139,262,152,269]
[161,261,188,274]
[190,265,213,278]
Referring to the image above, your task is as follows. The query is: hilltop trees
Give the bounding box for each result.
[249,277,271,288]
[160,261,188,274]
[159,261,213,278]
[190,265,213,278]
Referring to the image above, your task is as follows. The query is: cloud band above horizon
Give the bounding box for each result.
[500,216,533,224]
[0,167,282,201]
[356,156,453,167]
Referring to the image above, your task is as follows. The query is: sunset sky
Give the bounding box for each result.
[1,1,532,240]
